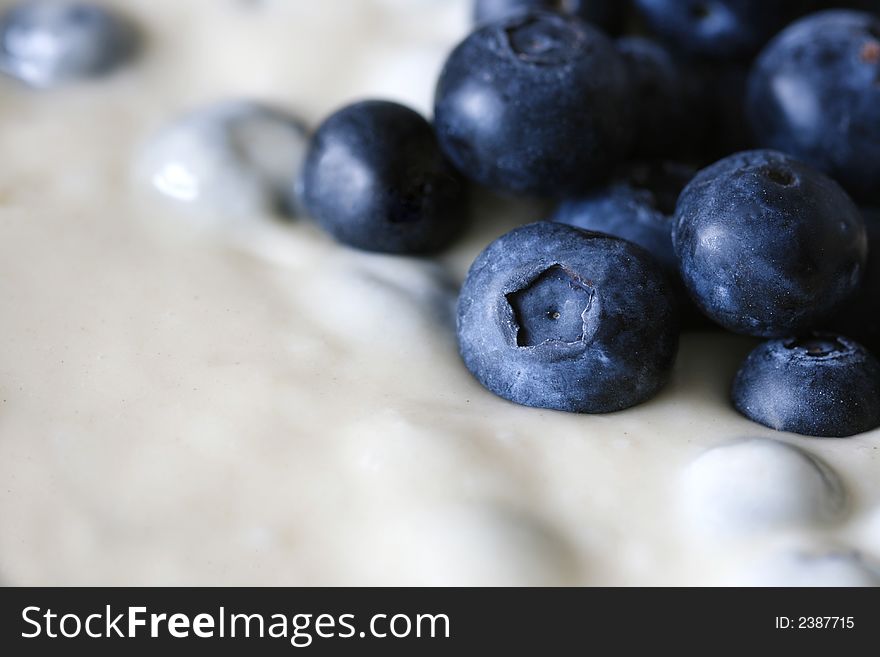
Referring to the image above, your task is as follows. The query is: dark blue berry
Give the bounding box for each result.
[732,334,880,437]
[672,150,867,337]
[692,60,754,161]
[301,100,466,254]
[434,11,633,197]
[747,10,880,204]
[473,0,629,35]
[634,0,809,61]
[457,222,679,413]
[0,0,138,88]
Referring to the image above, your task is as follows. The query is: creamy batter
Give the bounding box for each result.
[0,0,878,586]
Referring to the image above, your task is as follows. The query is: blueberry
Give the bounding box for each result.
[672,150,867,337]
[0,0,138,88]
[830,208,880,355]
[634,0,809,61]
[473,0,629,35]
[747,10,880,204]
[679,439,846,536]
[457,222,679,413]
[616,37,702,159]
[732,334,880,437]
[434,11,633,197]
[301,100,466,254]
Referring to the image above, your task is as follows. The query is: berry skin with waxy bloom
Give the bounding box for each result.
[457,222,679,414]
[732,334,880,437]
[434,11,634,197]
[747,10,880,204]
[672,150,867,337]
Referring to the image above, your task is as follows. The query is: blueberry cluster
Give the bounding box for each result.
[302,101,467,254]
[433,3,880,437]
[5,1,879,437]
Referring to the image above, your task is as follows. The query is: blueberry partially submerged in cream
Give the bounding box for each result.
[672,150,867,337]
[732,334,880,437]
[0,0,138,87]
[136,99,308,219]
[679,439,846,538]
[457,222,679,413]
[434,11,633,196]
